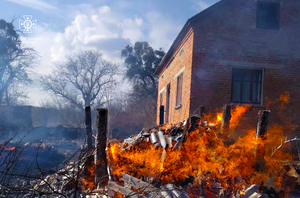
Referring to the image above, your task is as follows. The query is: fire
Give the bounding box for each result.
[266,92,290,109]
[279,92,289,108]
[108,117,293,193]
[4,146,15,151]
[206,105,249,130]
[83,165,95,189]
[217,113,222,123]
[230,105,250,130]
[279,92,289,104]
[106,98,296,195]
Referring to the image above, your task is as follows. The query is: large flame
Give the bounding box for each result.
[109,127,291,190]
[207,105,249,128]
[108,107,293,192]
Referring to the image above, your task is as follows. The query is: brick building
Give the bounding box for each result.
[156,0,300,133]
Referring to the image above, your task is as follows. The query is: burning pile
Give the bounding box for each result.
[107,106,299,197]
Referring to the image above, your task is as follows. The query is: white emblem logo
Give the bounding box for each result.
[19,15,37,33]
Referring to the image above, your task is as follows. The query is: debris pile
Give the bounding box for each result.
[107,106,300,197]
[3,105,300,198]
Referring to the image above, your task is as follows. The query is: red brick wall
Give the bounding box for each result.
[156,28,194,125]
[157,0,300,136]
[189,0,300,135]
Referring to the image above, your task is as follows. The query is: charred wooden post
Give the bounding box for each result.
[82,106,94,187]
[85,106,93,150]
[255,110,270,170]
[256,110,270,138]
[159,105,165,125]
[95,108,109,187]
[221,104,231,134]
[199,105,205,118]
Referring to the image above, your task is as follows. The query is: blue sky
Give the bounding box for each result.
[0,0,219,106]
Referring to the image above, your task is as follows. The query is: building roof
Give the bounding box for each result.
[155,0,226,75]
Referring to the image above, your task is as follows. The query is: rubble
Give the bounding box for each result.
[3,105,300,197]
[107,173,190,198]
[107,105,300,198]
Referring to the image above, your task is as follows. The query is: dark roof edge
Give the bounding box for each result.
[155,0,225,75]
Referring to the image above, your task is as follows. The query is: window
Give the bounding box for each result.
[257,1,280,30]
[176,73,183,107]
[231,69,262,104]
[179,49,184,56]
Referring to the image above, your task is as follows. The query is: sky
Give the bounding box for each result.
[0,0,219,106]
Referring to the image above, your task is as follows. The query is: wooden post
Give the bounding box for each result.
[221,104,231,134]
[255,110,270,170]
[199,106,205,118]
[256,110,270,138]
[95,108,109,187]
[159,105,164,125]
[85,106,93,150]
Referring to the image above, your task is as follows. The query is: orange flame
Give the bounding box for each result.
[5,146,15,151]
[108,122,293,192]
[279,92,290,109]
[230,105,250,130]
[206,105,249,129]
[83,165,95,189]
[216,113,222,123]
[266,92,290,109]
[107,97,296,194]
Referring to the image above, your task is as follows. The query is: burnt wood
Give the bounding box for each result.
[95,108,109,187]
[256,110,270,138]
[221,104,231,134]
[255,110,270,170]
[85,106,93,150]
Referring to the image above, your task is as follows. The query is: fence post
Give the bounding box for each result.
[255,110,270,160]
[199,105,205,118]
[221,104,231,134]
[256,110,270,138]
[95,108,109,187]
[85,106,93,150]
[159,105,164,125]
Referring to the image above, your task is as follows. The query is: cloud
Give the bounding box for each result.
[22,5,181,72]
[49,6,145,64]
[5,0,58,12]
[146,11,181,50]
[21,5,183,105]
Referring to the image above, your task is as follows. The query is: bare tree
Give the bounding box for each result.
[41,50,118,149]
[41,50,118,110]
[0,19,38,106]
